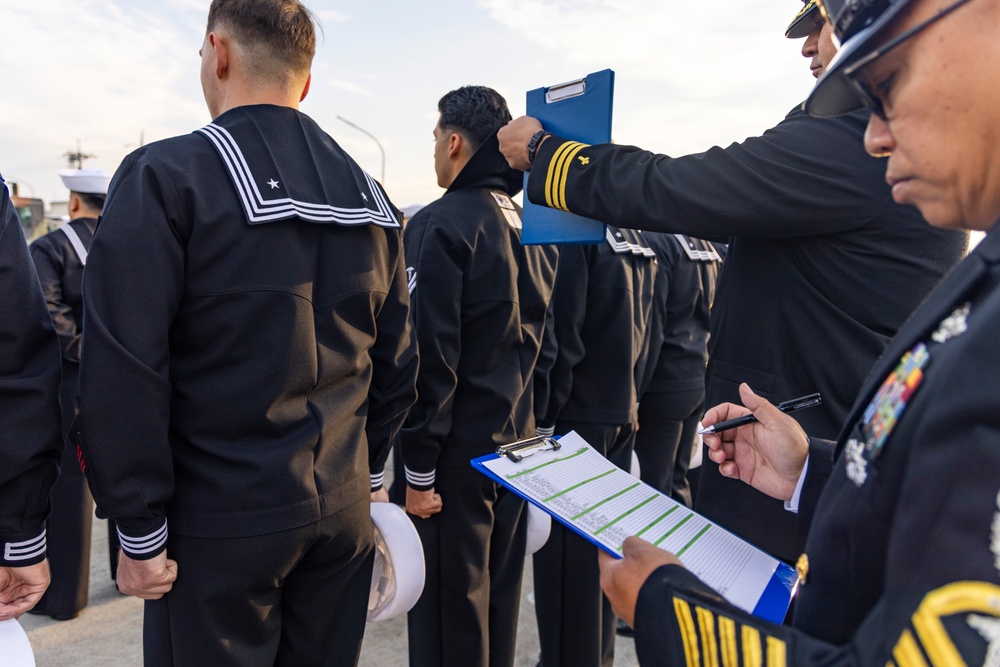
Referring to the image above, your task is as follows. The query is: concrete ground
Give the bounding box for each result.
[20,509,640,666]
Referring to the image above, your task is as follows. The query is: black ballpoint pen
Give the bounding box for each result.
[697,393,822,434]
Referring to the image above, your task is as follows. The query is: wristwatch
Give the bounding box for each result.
[527,130,552,165]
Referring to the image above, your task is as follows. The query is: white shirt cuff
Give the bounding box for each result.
[783,456,810,514]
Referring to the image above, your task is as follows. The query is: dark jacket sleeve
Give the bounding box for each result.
[365,226,418,491]
[399,212,466,491]
[29,236,81,364]
[798,438,836,534]
[76,154,184,559]
[0,178,62,566]
[527,108,890,239]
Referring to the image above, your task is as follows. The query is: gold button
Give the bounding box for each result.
[796,553,809,585]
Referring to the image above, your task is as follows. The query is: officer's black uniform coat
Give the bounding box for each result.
[528,106,969,562]
[399,133,556,667]
[0,174,62,568]
[626,226,1000,666]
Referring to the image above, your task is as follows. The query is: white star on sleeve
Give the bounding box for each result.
[968,614,1000,667]
[267,179,280,189]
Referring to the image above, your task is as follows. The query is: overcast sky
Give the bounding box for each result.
[1,0,817,210]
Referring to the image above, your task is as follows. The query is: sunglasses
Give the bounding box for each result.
[838,0,974,119]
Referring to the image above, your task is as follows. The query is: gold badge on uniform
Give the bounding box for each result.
[796,553,809,586]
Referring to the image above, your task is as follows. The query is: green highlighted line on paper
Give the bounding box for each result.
[543,468,617,503]
[506,446,588,479]
[570,482,641,520]
[654,513,694,547]
[676,524,712,557]
[594,493,659,535]
[634,505,680,541]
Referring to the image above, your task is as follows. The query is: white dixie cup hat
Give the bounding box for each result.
[367,502,426,622]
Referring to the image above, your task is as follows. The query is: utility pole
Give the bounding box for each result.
[336,116,386,185]
[64,139,95,169]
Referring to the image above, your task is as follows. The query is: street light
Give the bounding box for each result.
[337,115,386,185]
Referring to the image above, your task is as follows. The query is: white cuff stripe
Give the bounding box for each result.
[4,530,46,561]
[784,456,810,514]
[117,521,169,556]
[536,426,556,437]
[370,472,385,488]
[404,466,436,486]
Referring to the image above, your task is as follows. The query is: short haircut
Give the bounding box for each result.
[437,86,512,153]
[206,0,316,79]
[73,192,106,212]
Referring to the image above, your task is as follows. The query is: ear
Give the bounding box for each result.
[68,194,81,216]
[299,73,312,102]
[447,132,464,160]
[211,32,229,80]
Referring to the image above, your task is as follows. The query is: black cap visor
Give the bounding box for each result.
[786,2,821,38]
[804,0,912,117]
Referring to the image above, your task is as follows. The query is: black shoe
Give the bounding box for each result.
[26,607,80,621]
[616,617,635,637]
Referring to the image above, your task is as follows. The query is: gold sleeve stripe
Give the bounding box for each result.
[911,581,1000,667]
[673,597,701,667]
[741,625,763,667]
[544,141,583,211]
[719,616,739,667]
[545,141,587,211]
[553,143,587,212]
[766,636,787,667]
[696,606,720,667]
[891,630,929,667]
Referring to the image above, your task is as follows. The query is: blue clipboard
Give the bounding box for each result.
[472,433,797,624]
[521,69,614,245]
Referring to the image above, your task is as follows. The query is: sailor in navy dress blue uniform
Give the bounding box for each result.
[75,75,417,667]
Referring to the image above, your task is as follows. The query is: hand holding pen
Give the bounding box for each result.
[700,384,815,503]
[698,393,822,434]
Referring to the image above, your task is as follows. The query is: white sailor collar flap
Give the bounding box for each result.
[605,226,657,258]
[196,109,399,228]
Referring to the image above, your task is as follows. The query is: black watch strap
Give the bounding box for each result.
[527,130,552,165]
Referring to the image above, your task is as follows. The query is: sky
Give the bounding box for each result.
[1,0,818,211]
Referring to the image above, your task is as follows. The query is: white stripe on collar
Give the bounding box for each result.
[197,122,400,228]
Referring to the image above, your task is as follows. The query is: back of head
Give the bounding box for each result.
[206,0,316,83]
[73,192,107,214]
[438,86,512,153]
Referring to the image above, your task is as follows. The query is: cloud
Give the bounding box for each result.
[328,79,375,97]
[0,0,207,200]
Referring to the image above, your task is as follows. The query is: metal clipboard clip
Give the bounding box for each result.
[545,77,587,104]
[496,436,561,463]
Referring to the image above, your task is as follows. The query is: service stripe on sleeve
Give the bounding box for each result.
[696,606,720,667]
[765,636,787,667]
[673,597,701,667]
[892,630,930,667]
[544,141,583,211]
[545,141,587,211]
[554,144,587,211]
[741,625,763,667]
[719,616,739,667]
